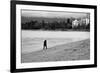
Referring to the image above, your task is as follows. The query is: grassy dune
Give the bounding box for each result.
[21,39,90,63]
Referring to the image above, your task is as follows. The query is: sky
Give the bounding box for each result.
[21,10,89,18]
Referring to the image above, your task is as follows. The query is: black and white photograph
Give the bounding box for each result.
[11,1,97,72]
[21,10,90,63]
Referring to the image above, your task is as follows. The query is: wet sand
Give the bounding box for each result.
[21,39,90,63]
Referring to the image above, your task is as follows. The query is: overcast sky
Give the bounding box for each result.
[21,10,89,18]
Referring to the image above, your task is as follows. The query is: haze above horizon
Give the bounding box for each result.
[22,10,89,18]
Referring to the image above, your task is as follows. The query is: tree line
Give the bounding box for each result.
[21,18,90,31]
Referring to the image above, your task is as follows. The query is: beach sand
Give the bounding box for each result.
[21,39,90,63]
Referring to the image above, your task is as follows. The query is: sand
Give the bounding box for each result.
[21,39,90,63]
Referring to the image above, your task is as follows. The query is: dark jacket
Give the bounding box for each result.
[44,40,47,46]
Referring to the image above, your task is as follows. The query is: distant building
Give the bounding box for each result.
[85,18,90,25]
[72,19,79,28]
[81,18,90,25]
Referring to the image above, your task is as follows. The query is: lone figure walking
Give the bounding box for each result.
[43,40,47,50]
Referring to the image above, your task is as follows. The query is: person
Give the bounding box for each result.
[43,40,47,50]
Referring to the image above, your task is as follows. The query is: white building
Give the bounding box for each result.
[72,19,79,28]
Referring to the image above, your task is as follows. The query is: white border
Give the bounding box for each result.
[16,4,94,69]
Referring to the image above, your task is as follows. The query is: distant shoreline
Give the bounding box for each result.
[21,29,90,32]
